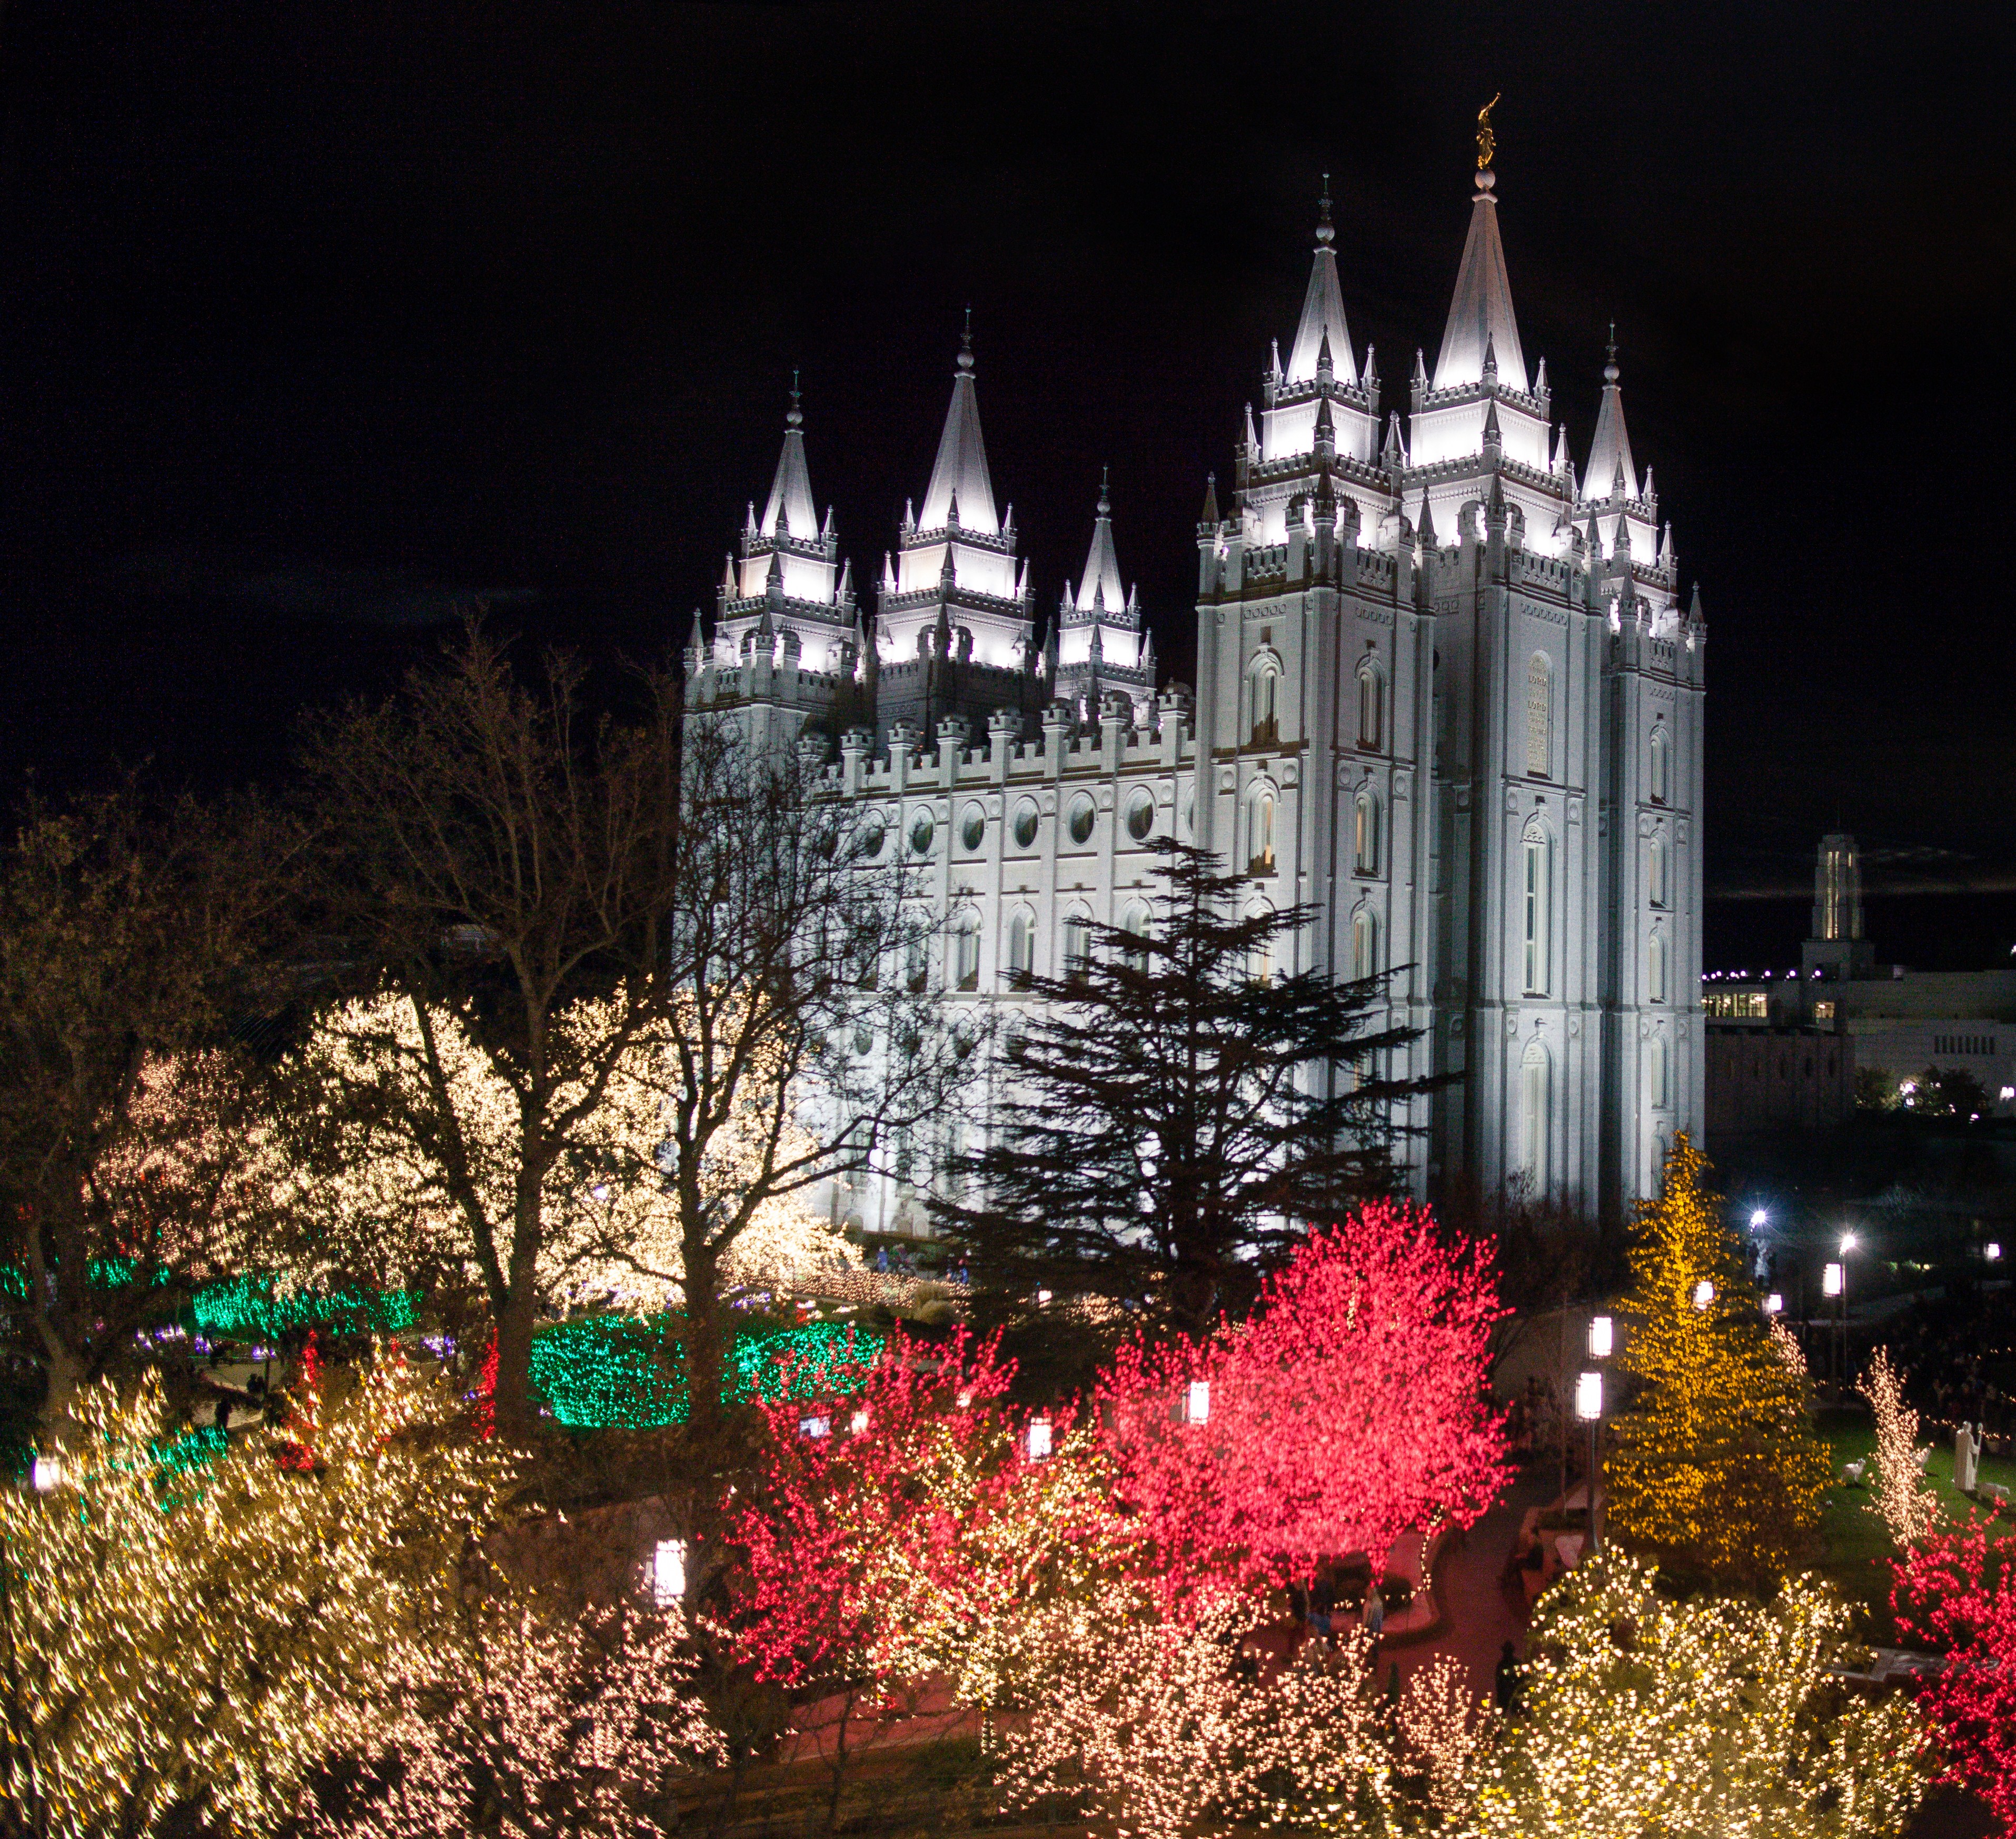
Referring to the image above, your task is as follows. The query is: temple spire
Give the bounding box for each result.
[1072,470,1130,616]
[759,374,819,539]
[1285,174,1356,385]
[1433,160,1529,393]
[918,315,999,535]
[1583,325,1638,501]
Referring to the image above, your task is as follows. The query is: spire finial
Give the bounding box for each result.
[1476,94,1499,171]
[1098,466,1110,517]
[1604,323,1620,385]
[787,368,803,427]
[958,306,974,371]
[1316,173,1334,247]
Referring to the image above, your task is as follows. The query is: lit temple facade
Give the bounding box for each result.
[686,160,1706,1230]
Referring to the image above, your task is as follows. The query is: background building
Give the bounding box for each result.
[688,159,1707,1235]
[1703,833,2016,1137]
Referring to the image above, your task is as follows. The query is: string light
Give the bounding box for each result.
[1606,1136,1832,1585]
[1856,1347,1939,1546]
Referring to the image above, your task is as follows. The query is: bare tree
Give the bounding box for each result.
[297,627,960,1433]
[0,783,302,1419]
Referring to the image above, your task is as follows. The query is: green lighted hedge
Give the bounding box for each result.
[529,1316,884,1429]
[190,1276,418,1341]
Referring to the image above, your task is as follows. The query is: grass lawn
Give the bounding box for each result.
[1813,1409,2015,1644]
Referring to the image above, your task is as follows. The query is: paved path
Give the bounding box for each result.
[1391,1462,1557,1702]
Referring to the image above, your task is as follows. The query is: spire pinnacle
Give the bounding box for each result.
[1201,471,1219,525]
[1316,173,1334,247]
[1098,464,1110,517]
[1435,140,1528,392]
[787,368,802,427]
[959,306,974,371]
[920,315,998,533]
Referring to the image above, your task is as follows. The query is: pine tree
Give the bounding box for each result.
[1605,1135,1832,1586]
[932,842,1438,1334]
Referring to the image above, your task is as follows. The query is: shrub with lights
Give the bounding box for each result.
[1467,1551,1925,1836]
[1892,1509,2016,1835]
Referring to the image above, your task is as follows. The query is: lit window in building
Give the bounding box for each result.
[1813,1000,1835,1023]
[1358,663,1383,751]
[1649,726,1671,805]
[1351,907,1378,981]
[1005,911,1034,989]
[1522,817,1552,996]
[1249,658,1279,745]
[1354,790,1379,876]
[1249,786,1276,874]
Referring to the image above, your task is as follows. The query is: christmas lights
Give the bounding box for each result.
[1468,1553,1925,1835]
[1891,1509,2016,1833]
[1605,1135,1832,1584]
[1857,1347,1939,1546]
[0,1356,514,1838]
[1097,1198,1508,1590]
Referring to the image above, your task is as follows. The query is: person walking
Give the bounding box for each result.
[1364,1582,1386,1653]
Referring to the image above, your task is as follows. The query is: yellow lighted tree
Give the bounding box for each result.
[0,1357,515,1839]
[1467,1553,1924,1835]
[1605,1135,1832,1585]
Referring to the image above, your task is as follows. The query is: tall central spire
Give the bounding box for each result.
[1433,167,1528,393]
[1285,178,1356,385]
[918,315,1000,535]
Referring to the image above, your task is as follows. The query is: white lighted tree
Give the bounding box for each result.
[1857,1347,1940,1547]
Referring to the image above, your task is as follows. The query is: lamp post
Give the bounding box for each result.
[1575,1369,1604,1554]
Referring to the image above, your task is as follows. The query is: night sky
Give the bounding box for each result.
[1,2,2011,967]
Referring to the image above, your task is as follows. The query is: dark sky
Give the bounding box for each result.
[1,1,2012,966]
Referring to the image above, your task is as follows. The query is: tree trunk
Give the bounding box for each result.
[683,1239,726,1439]
[492,1262,542,1437]
[35,1343,86,1432]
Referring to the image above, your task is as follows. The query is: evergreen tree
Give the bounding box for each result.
[1606,1135,1832,1586]
[932,842,1437,1333]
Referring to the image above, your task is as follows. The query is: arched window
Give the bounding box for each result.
[1526,652,1552,778]
[1649,726,1671,805]
[1120,902,1153,973]
[1354,789,1381,876]
[1649,1034,1671,1110]
[905,935,929,994]
[1521,816,1552,997]
[1358,661,1384,752]
[1350,906,1378,982]
[1648,834,1669,909]
[1245,901,1274,985]
[1248,785,1276,874]
[1647,926,1669,1004]
[1062,908,1093,982]
[1249,657,1280,746]
[950,911,980,991]
[1521,1037,1551,1191]
[1005,909,1034,989]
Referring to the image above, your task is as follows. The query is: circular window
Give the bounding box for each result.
[1067,794,1096,846]
[1125,788,1155,842]
[909,810,935,856]
[858,818,886,859]
[1012,800,1039,849]
[960,804,986,852]
[853,1023,874,1056]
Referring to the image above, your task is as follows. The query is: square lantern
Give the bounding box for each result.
[1823,1262,1844,1298]
[849,1408,870,1435]
[1027,1418,1052,1462]
[1588,1316,1614,1359]
[1575,1371,1603,1422]
[1764,1293,1784,1315]
[1987,1243,2003,1263]
[30,1455,62,1493]
[652,1538,687,1606]
[800,1414,830,1440]
[1185,1379,1211,1425]
[1692,1280,1714,1311]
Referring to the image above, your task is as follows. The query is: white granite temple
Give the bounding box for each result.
[686,156,1706,1231]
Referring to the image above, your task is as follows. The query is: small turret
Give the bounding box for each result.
[1200,471,1220,527]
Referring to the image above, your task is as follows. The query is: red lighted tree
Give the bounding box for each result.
[1097,1199,1509,1588]
[1892,1509,2016,1835]
[727,1328,1141,1713]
